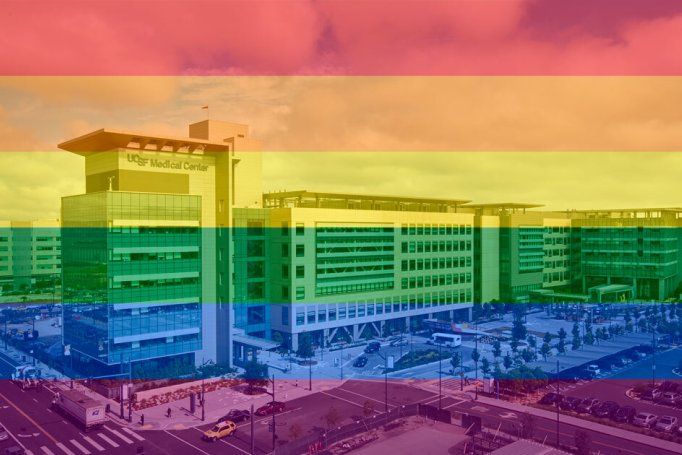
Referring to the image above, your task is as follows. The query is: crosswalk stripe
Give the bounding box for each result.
[41,447,55,455]
[97,433,119,448]
[104,425,134,444]
[56,442,76,455]
[26,451,35,455]
[121,427,146,441]
[82,436,105,452]
[70,439,91,455]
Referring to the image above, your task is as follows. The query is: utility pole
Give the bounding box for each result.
[201,378,205,422]
[309,355,312,392]
[271,374,276,453]
[652,325,657,387]
[340,344,344,380]
[555,360,560,449]
[128,359,133,422]
[250,403,255,455]
[438,343,443,410]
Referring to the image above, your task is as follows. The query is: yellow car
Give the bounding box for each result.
[202,421,237,442]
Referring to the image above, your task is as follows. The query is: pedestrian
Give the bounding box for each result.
[166,407,172,418]
[139,414,145,426]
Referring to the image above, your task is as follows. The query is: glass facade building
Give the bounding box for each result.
[61,191,202,377]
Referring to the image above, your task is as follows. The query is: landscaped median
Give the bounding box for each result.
[384,349,452,373]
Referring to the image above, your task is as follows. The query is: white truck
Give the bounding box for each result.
[51,389,106,430]
[11,365,40,390]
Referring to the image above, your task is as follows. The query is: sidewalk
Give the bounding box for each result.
[474,395,682,454]
[0,343,65,379]
[85,377,345,431]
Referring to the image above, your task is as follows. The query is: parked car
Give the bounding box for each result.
[539,393,563,405]
[390,338,408,347]
[0,425,8,442]
[633,412,658,428]
[592,401,620,418]
[364,341,381,354]
[255,401,286,416]
[659,381,678,393]
[641,388,662,401]
[560,396,582,411]
[202,421,237,441]
[585,365,601,378]
[353,356,368,368]
[654,416,678,433]
[576,398,600,414]
[218,409,250,424]
[612,406,637,424]
[4,447,25,455]
[659,392,678,406]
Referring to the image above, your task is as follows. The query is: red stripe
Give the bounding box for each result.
[4,0,682,75]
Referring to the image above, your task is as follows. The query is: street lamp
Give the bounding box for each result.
[555,360,560,448]
[438,343,443,410]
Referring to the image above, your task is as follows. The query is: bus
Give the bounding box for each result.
[429,333,462,348]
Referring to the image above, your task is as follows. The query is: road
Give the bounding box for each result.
[0,380,160,455]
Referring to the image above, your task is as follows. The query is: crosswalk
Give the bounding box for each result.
[29,425,145,455]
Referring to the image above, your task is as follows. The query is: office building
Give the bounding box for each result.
[233,191,476,353]
[58,120,262,376]
[0,220,61,294]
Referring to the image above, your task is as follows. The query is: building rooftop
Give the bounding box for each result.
[58,128,233,155]
[463,202,544,209]
[263,190,471,212]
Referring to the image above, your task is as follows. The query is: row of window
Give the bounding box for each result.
[401,256,471,272]
[292,290,473,326]
[110,251,199,262]
[400,223,472,236]
[400,273,472,289]
[401,240,472,254]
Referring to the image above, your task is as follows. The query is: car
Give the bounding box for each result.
[353,356,368,368]
[4,447,25,455]
[659,392,678,406]
[218,409,250,424]
[255,401,286,416]
[659,381,678,393]
[654,415,678,433]
[575,398,600,414]
[633,412,658,428]
[539,393,563,405]
[0,425,8,442]
[585,365,601,378]
[560,396,582,411]
[592,401,620,418]
[202,421,237,441]
[641,388,662,401]
[390,338,408,347]
[612,406,637,424]
[364,341,381,354]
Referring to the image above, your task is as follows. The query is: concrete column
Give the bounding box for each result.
[352,324,359,341]
[291,333,299,352]
[379,320,385,337]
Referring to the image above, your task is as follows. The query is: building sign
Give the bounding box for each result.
[126,153,209,172]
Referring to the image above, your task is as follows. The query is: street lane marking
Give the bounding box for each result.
[69,439,91,455]
[81,436,104,452]
[335,386,398,409]
[321,391,377,411]
[96,433,119,448]
[164,430,212,455]
[0,391,60,445]
[40,447,55,455]
[103,426,133,444]
[121,427,145,441]
[56,442,76,455]
[190,428,250,455]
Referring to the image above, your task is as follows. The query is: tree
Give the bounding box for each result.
[451,352,461,373]
[471,348,481,379]
[324,406,341,429]
[492,340,502,359]
[510,339,520,353]
[242,360,268,387]
[512,317,527,341]
[520,413,534,439]
[540,342,552,361]
[572,334,582,351]
[575,430,592,455]
[543,332,552,344]
[481,357,491,376]
[503,353,513,370]
[288,423,303,442]
[363,400,374,418]
[583,326,595,346]
[527,335,537,355]
[521,348,534,363]
[571,322,580,339]
[297,332,314,359]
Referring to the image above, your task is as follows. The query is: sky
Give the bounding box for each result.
[1,1,682,219]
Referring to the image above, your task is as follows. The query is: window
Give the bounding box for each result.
[282,307,289,326]
[281,244,289,257]
[296,286,305,300]
[282,264,289,279]
[247,282,264,299]
[296,244,305,257]
[296,223,305,236]
[296,265,305,279]
[281,222,289,236]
